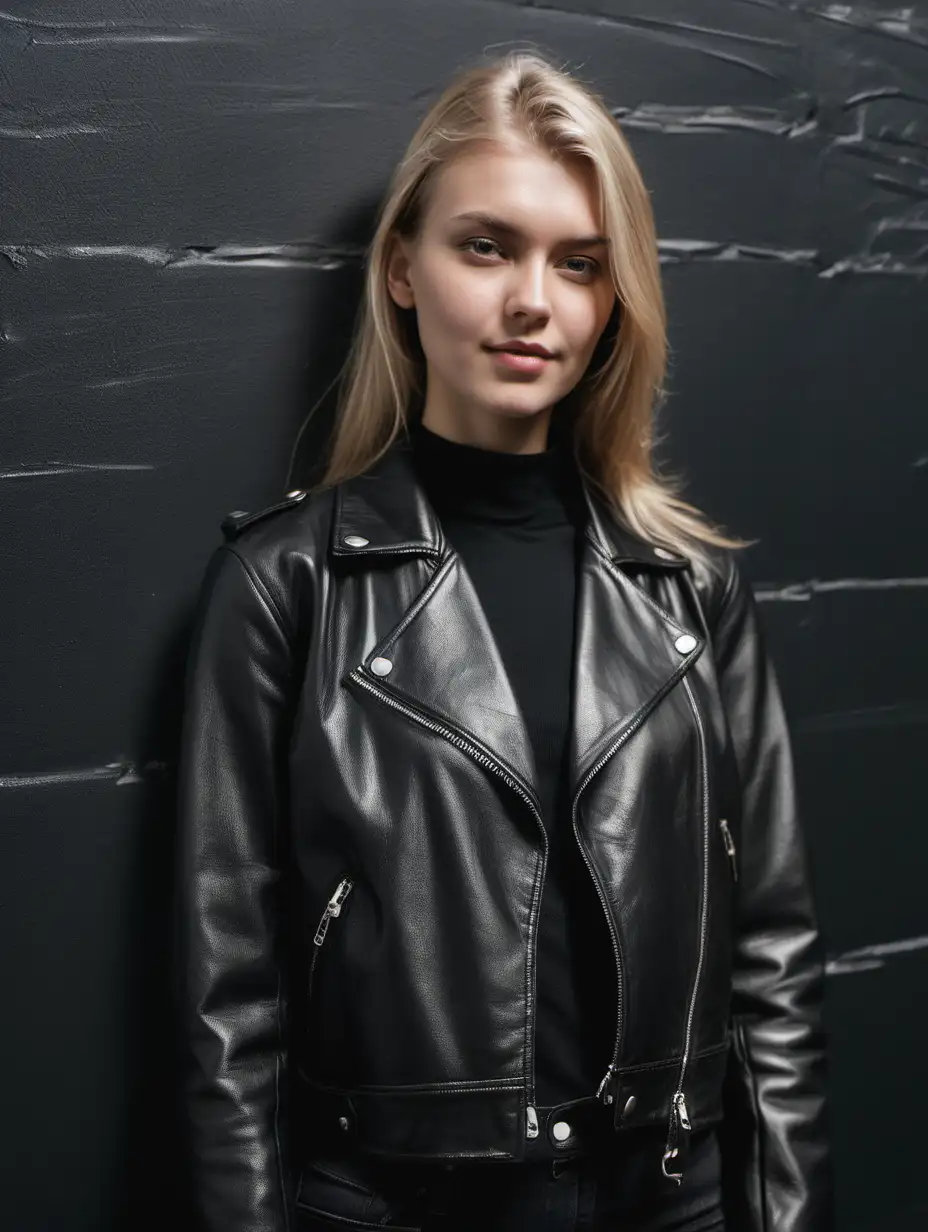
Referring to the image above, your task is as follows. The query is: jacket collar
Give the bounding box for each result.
[331,431,703,813]
[330,431,690,572]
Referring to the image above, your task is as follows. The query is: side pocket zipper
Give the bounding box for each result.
[718,818,737,881]
[308,877,354,999]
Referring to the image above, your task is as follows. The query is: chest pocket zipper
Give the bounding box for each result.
[308,877,354,1001]
[718,818,738,881]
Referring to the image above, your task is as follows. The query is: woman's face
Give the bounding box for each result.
[387,141,618,450]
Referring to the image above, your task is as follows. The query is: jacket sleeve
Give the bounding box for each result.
[174,543,297,1232]
[711,554,834,1232]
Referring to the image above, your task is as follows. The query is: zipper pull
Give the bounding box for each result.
[661,1142,682,1184]
[719,818,738,881]
[662,1093,691,1184]
[313,877,354,946]
[596,1062,618,1105]
[526,1105,539,1139]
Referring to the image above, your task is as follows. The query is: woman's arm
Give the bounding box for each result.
[174,543,296,1232]
[712,555,835,1232]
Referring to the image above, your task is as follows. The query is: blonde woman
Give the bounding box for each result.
[176,51,833,1232]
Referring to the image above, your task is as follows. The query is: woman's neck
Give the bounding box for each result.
[407,417,585,527]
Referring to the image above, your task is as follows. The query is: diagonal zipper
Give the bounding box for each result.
[346,666,548,1142]
[662,675,711,1184]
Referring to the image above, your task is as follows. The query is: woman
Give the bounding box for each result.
[175,51,833,1232]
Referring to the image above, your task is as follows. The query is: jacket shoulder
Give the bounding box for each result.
[213,485,330,642]
[684,542,738,625]
[220,488,310,541]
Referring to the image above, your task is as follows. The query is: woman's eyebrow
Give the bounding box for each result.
[449,211,609,248]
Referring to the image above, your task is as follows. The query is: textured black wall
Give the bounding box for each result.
[2,4,926,1229]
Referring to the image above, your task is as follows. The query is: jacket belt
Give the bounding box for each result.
[296,1040,729,1165]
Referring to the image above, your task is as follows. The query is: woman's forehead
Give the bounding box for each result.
[424,148,605,237]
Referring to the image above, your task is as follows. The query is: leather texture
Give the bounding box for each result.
[175,433,833,1231]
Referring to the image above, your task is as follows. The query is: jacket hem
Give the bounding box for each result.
[295,1040,731,1162]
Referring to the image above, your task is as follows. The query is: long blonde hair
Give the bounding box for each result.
[291,50,749,574]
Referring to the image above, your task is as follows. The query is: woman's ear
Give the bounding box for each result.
[386,235,416,309]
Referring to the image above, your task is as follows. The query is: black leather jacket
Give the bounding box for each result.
[175,434,833,1231]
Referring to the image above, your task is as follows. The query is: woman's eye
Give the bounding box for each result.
[460,239,598,277]
[564,257,598,276]
[461,237,502,258]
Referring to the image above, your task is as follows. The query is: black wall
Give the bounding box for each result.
[2,4,926,1229]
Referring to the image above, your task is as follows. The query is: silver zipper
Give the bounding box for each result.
[337,545,442,562]
[348,666,548,1140]
[595,1062,618,1102]
[662,1093,691,1182]
[573,688,684,1107]
[572,777,624,1106]
[718,817,738,880]
[569,626,703,1109]
[314,878,354,946]
[662,676,711,1183]
[308,877,354,1000]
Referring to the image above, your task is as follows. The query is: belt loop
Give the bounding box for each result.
[551,1156,575,1180]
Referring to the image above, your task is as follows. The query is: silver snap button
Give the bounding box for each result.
[552,1121,572,1142]
[623,1094,637,1117]
[370,657,393,677]
[338,1115,350,1131]
[343,534,370,547]
[286,488,305,498]
[674,633,697,654]
[654,547,676,560]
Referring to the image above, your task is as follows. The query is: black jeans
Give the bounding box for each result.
[294,1126,724,1231]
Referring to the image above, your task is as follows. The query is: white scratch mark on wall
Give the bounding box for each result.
[755,577,928,600]
[827,934,928,975]
[0,10,243,47]
[0,759,170,790]
[1,462,155,479]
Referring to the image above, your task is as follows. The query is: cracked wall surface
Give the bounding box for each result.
[1,3,925,1230]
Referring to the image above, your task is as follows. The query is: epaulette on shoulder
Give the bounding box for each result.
[221,488,308,541]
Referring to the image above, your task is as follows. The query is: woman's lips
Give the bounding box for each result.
[487,348,552,373]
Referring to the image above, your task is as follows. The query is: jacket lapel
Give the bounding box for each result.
[569,516,704,798]
[332,433,704,815]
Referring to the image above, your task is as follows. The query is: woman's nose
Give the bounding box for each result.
[506,259,551,318]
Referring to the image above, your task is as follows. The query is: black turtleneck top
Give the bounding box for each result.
[408,418,617,1118]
